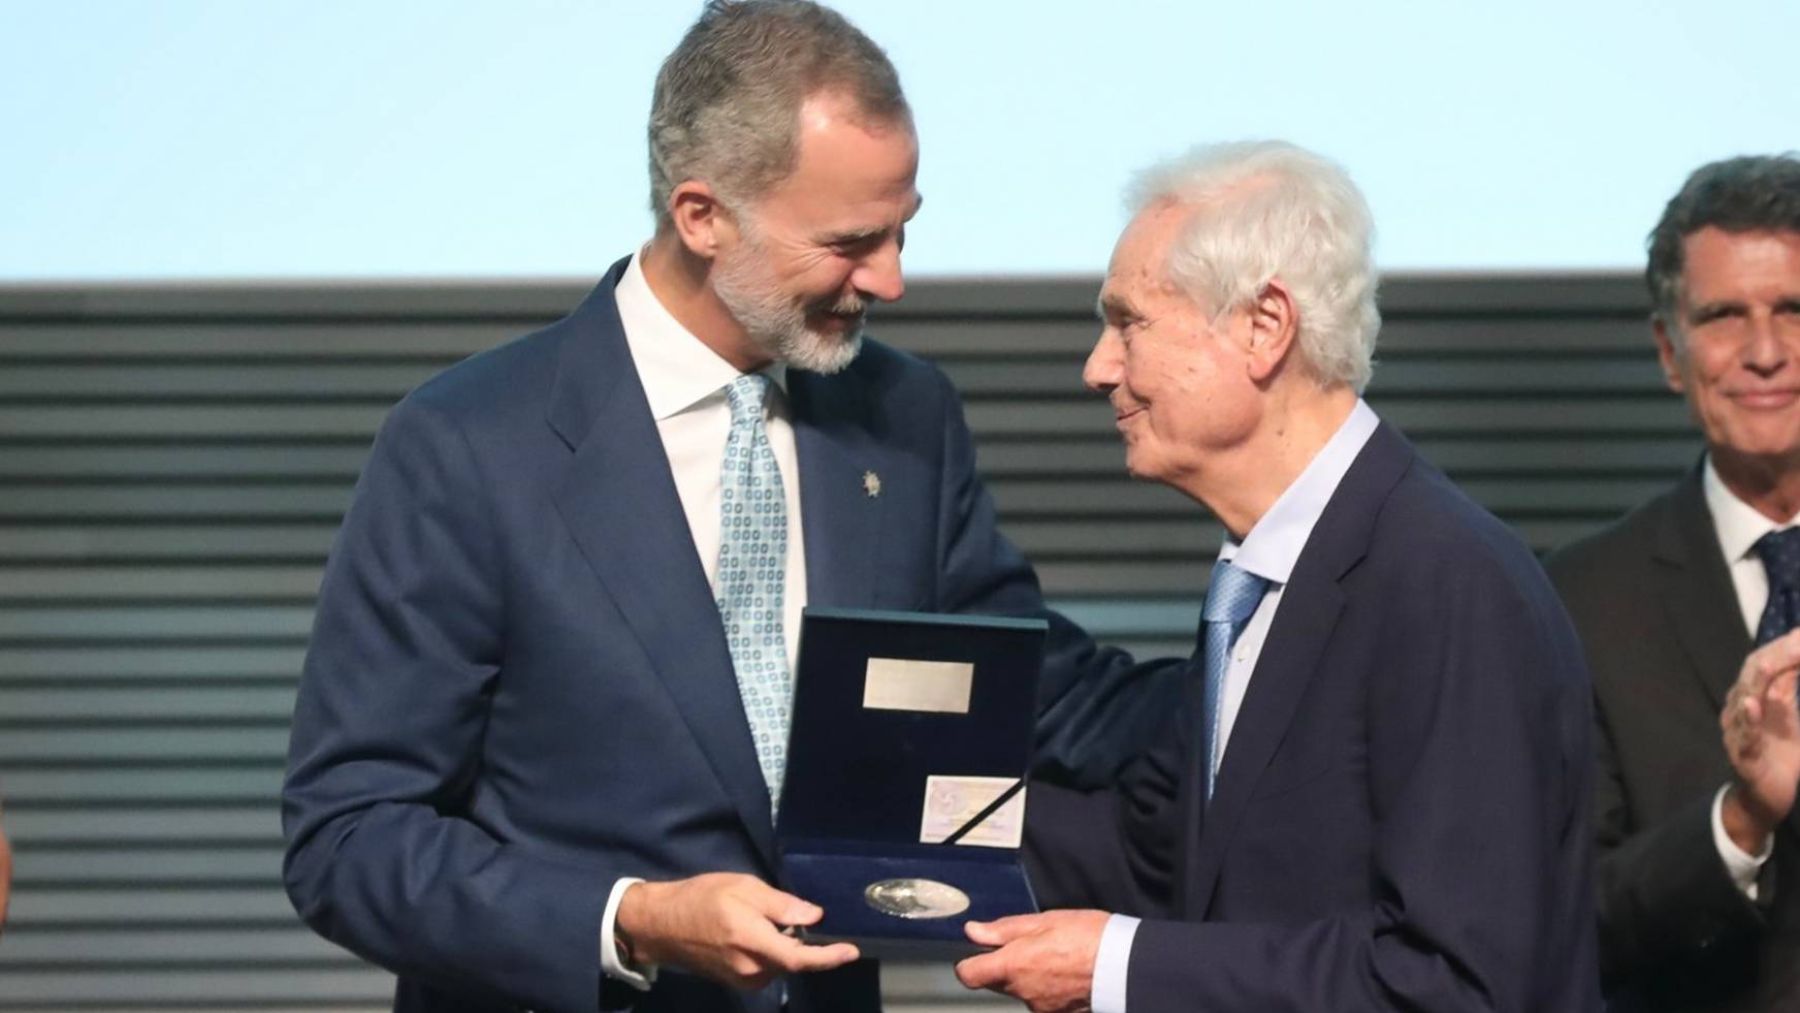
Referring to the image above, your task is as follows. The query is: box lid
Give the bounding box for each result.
[777,608,1047,847]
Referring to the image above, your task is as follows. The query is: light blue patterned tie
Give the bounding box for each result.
[718,374,792,813]
[1199,560,1269,802]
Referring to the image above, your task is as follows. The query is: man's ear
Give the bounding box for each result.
[667,180,735,260]
[1245,278,1300,383]
[1652,315,1688,395]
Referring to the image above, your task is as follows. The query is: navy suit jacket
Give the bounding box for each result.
[1026,424,1604,1012]
[282,260,1173,1013]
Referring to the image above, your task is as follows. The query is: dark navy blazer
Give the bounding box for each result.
[1027,424,1605,1012]
[281,259,1173,1013]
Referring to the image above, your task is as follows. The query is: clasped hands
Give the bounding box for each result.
[616,872,1108,1011]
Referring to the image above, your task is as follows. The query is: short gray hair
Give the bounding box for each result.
[1646,153,1800,323]
[647,0,910,230]
[1127,141,1380,393]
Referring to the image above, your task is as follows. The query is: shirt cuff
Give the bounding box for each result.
[601,876,657,991]
[1712,784,1774,901]
[1090,913,1140,1013]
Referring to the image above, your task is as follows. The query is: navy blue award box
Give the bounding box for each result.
[777,608,1047,960]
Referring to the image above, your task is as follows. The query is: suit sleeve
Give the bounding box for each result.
[924,369,1186,787]
[1591,779,1768,987]
[1125,547,1596,1012]
[1544,551,1770,990]
[1588,681,1768,988]
[1023,700,1188,917]
[281,397,612,1013]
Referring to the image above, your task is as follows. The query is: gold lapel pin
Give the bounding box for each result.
[862,470,882,498]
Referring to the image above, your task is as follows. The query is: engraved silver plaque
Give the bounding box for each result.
[863,877,971,920]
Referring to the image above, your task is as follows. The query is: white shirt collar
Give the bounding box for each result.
[1222,399,1382,585]
[1702,454,1800,564]
[613,248,788,420]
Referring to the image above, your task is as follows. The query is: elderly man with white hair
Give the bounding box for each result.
[955,141,1603,1012]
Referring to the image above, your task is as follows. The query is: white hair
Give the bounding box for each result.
[1127,140,1380,393]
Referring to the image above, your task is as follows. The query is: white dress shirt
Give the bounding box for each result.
[1701,457,1788,897]
[1091,400,1380,1013]
[599,250,811,988]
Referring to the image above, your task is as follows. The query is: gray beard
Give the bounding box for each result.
[712,253,865,375]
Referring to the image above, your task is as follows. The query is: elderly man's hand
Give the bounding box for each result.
[615,873,859,991]
[1720,627,1800,854]
[954,910,1109,1013]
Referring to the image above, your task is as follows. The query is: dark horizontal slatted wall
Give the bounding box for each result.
[0,274,1689,1010]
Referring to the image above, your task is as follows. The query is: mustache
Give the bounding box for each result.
[818,295,866,316]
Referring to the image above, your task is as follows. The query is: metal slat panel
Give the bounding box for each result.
[0,729,291,765]
[0,363,442,400]
[0,405,390,439]
[4,808,277,844]
[0,606,314,641]
[0,274,1678,1011]
[0,687,295,723]
[0,970,391,1006]
[0,645,305,681]
[0,485,351,520]
[0,445,371,480]
[0,321,532,357]
[0,926,351,962]
[0,526,338,562]
[3,769,283,806]
[14,887,292,923]
[0,567,323,601]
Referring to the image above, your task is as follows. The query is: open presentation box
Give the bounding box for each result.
[777,608,1047,961]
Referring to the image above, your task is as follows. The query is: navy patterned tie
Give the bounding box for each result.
[717,374,791,812]
[1754,527,1800,646]
[1199,560,1269,802]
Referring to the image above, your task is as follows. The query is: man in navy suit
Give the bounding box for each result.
[955,141,1603,1012]
[280,3,1167,1011]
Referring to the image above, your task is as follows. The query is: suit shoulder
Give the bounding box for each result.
[381,317,573,443]
[1376,457,1540,575]
[1542,483,1681,601]
[846,334,957,398]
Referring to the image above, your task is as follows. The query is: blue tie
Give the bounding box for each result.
[717,374,791,813]
[1200,560,1269,801]
[1754,527,1800,646]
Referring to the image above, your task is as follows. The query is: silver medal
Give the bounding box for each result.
[863,877,971,920]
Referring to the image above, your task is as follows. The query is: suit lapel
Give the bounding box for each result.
[1652,468,1751,710]
[546,263,777,861]
[789,369,883,609]
[1183,424,1411,915]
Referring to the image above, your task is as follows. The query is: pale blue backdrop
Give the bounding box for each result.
[1,0,1794,280]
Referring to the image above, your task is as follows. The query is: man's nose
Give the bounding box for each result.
[1083,330,1123,393]
[852,241,905,303]
[1743,313,1790,375]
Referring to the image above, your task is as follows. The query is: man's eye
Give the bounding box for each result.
[833,235,880,255]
